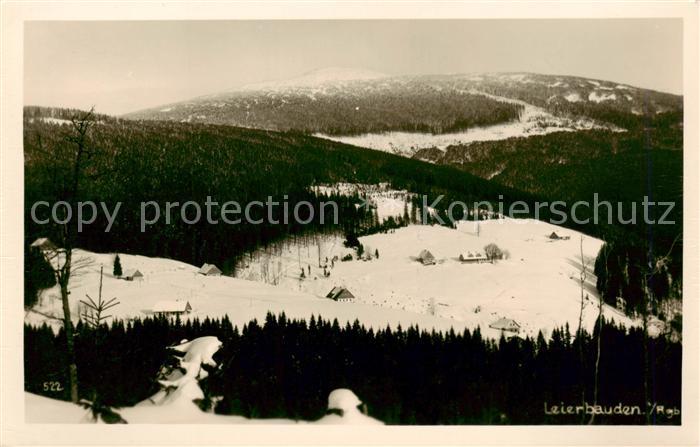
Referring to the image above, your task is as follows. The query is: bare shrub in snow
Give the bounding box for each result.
[484,243,504,262]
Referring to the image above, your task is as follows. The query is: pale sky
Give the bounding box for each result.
[24,19,683,115]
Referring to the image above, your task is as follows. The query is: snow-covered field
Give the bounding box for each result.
[312,182,416,221]
[27,216,634,341]
[237,218,634,339]
[26,248,472,335]
[27,179,635,340]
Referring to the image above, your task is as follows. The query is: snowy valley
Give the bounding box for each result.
[14,18,686,432]
[27,185,635,341]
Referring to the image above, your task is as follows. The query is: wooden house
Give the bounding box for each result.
[488,317,521,333]
[326,287,355,302]
[153,300,192,316]
[417,249,436,265]
[459,252,488,264]
[123,269,144,281]
[30,237,57,252]
[198,263,222,276]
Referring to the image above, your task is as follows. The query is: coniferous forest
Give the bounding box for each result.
[23,106,682,316]
[12,15,691,440]
[24,107,528,274]
[22,103,684,425]
[25,313,681,425]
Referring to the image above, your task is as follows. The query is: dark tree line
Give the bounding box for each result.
[413,119,683,314]
[125,73,682,136]
[24,107,534,274]
[25,313,680,425]
[126,84,524,136]
[24,105,683,340]
[24,245,55,308]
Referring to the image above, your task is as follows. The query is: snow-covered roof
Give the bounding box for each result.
[489,317,521,331]
[198,263,222,275]
[418,249,435,260]
[30,237,56,250]
[418,249,436,265]
[153,300,191,313]
[123,269,143,278]
[31,237,49,247]
[327,287,355,300]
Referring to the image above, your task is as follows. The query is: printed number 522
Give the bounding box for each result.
[42,381,64,392]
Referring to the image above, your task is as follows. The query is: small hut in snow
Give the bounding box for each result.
[123,269,144,281]
[417,249,436,265]
[153,300,192,316]
[198,263,222,276]
[326,287,355,302]
[548,231,570,240]
[488,317,521,333]
[30,237,57,252]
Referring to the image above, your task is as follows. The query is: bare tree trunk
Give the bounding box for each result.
[642,279,652,424]
[589,296,604,424]
[577,236,589,424]
[50,108,95,403]
[59,259,78,402]
[588,244,607,425]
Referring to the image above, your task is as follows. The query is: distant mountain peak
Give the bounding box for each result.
[237,67,388,91]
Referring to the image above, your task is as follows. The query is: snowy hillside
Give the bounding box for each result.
[315,94,616,156]
[26,248,486,336]
[236,218,635,339]
[27,190,635,340]
[234,184,635,337]
[312,182,416,221]
[26,180,636,339]
[125,70,679,157]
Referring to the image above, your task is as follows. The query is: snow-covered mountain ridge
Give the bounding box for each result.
[125,69,680,157]
[237,67,388,91]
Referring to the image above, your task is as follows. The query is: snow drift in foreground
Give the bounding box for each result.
[316,389,383,425]
[113,336,295,424]
[26,336,381,425]
[141,336,222,406]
